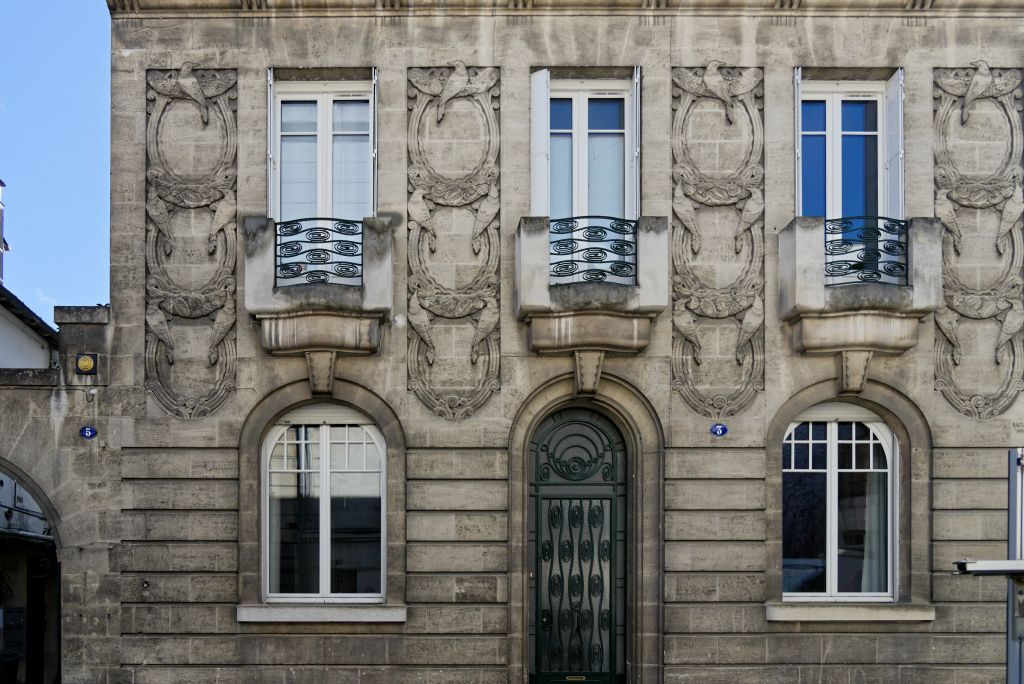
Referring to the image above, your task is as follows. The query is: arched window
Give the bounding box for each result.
[262,404,385,602]
[782,403,896,601]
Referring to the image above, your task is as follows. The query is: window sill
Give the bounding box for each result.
[236,604,407,623]
[765,603,935,622]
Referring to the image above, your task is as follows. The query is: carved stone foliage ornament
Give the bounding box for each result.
[670,62,765,419]
[144,64,238,418]
[933,61,1024,419]
[406,62,501,420]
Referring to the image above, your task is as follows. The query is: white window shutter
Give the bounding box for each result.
[267,67,275,218]
[530,68,551,217]
[885,67,905,220]
[372,66,379,216]
[631,66,642,220]
[793,67,802,217]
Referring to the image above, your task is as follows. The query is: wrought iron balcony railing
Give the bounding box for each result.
[824,216,908,287]
[549,216,638,286]
[275,218,362,287]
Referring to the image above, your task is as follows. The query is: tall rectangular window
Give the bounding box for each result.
[273,82,375,222]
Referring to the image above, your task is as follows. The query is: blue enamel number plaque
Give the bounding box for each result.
[710,423,728,437]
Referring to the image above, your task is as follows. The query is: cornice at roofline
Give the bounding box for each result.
[105,0,1024,18]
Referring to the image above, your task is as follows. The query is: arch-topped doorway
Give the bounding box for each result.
[0,468,60,684]
[528,408,627,684]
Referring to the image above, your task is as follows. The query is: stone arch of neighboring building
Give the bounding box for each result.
[507,371,664,683]
[235,378,407,605]
[765,379,934,604]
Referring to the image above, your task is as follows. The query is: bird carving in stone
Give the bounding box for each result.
[470,297,499,364]
[208,189,236,255]
[996,302,1024,365]
[934,60,1022,125]
[997,180,1024,255]
[146,303,175,364]
[146,186,174,256]
[408,293,436,364]
[408,188,436,252]
[934,188,963,255]
[735,188,763,253]
[471,183,500,254]
[672,300,703,365]
[409,62,499,123]
[672,184,702,254]
[208,288,236,365]
[735,294,764,364]
[146,64,236,126]
[935,307,963,365]
[673,62,762,125]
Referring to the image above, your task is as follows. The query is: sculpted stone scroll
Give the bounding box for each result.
[406,63,501,420]
[670,62,765,419]
[933,62,1024,419]
[144,64,238,419]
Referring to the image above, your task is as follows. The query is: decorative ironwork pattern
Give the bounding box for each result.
[549,216,637,285]
[275,218,363,287]
[824,216,908,286]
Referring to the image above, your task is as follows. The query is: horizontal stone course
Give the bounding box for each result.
[665,481,766,510]
[406,451,508,480]
[406,481,508,511]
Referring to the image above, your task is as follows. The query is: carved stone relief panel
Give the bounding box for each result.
[933,62,1024,419]
[406,63,501,420]
[144,64,238,419]
[670,62,765,419]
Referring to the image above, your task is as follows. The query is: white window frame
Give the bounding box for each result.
[782,403,898,603]
[261,404,387,604]
[795,71,903,221]
[531,69,641,220]
[270,79,377,222]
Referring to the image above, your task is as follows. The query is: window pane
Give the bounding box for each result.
[783,472,827,593]
[270,443,299,470]
[550,132,573,219]
[811,443,826,470]
[873,444,888,470]
[280,135,317,221]
[838,422,852,440]
[841,135,878,216]
[588,132,625,217]
[802,100,826,132]
[855,443,870,470]
[793,443,808,470]
[837,471,888,593]
[801,134,826,217]
[365,441,381,471]
[281,101,317,133]
[589,98,624,130]
[551,98,573,130]
[811,422,826,440]
[332,134,371,220]
[794,422,808,440]
[333,100,369,133]
[330,472,382,594]
[268,471,320,593]
[838,443,853,470]
[842,100,877,132]
[783,443,792,469]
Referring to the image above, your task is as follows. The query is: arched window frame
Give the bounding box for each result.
[261,403,387,604]
[782,402,898,603]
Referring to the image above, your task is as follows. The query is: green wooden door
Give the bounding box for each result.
[529,409,626,684]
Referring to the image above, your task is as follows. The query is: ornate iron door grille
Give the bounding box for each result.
[529,409,627,684]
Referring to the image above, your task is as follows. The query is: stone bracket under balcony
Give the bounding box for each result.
[243,216,394,374]
[779,216,943,392]
[515,215,669,355]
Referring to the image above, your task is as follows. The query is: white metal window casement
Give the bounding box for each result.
[530,70,641,220]
[268,76,377,222]
[794,71,904,221]
[782,403,897,602]
[262,404,386,603]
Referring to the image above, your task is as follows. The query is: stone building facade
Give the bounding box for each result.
[4,0,1024,681]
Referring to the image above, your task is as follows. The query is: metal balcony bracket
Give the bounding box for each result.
[838,350,873,394]
[574,350,605,397]
[305,350,337,394]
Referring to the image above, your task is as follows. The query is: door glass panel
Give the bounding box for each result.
[268,471,320,593]
[332,134,371,220]
[280,135,317,221]
[842,100,878,132]
[588,98,624,130]
[801,134,826,217]
[550,132,573,219]
[802,100,826,132]
[587,98,625,219]
[782,472,826,592]
[281,101,317,132]
[333,100,369,132]
[841,134,878,216]
[329,472,381,594]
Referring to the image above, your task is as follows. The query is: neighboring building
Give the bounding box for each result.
[0,178,9,283]
[0,285,57,370]
[5,0,1024,681]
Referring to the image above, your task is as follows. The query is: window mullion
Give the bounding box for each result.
[828,94,842,219]
[576,92,586,218]
[320,95,332,218]
[827,421,838,597]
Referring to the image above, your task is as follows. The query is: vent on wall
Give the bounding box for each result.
[774,0,800,9]
[906,0,934,8]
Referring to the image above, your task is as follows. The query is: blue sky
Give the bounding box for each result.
[0,2,110,325]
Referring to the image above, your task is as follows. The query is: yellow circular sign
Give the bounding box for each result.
[77,355,95,373]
